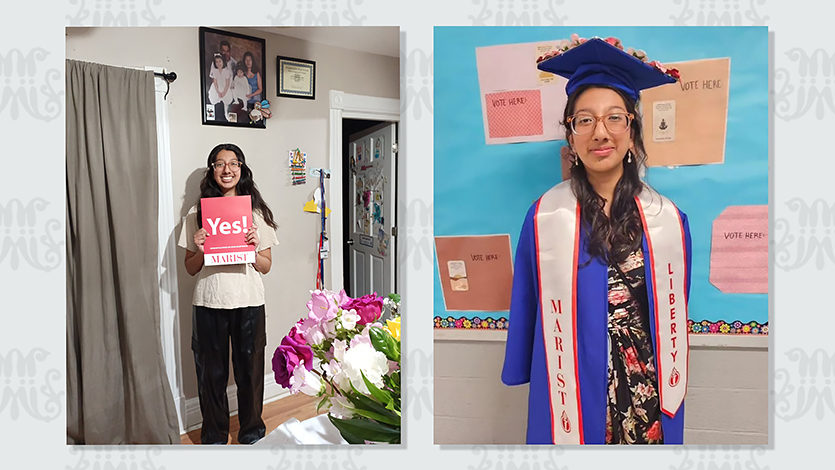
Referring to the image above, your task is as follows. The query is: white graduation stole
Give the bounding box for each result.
[535,182,688,444]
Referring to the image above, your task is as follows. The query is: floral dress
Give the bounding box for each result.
[605,249,664,444]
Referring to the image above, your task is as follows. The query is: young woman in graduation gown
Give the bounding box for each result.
[502,37,692,445]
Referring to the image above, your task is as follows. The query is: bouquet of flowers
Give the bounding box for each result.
[272,289,402,444]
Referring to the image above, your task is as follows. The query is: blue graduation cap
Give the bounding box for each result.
[537,37,677,101]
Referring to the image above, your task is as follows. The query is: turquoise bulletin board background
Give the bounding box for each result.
[433,27,768,335]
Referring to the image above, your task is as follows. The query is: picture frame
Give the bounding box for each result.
[276,55,316,100]
[199,27,267,128]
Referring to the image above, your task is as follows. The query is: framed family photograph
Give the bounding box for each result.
[276,56,316,100]
[199,27,267,128]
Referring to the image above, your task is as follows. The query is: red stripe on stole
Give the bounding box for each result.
[532,197,557,444]
[673,202,691,407]
[571,202,584,443]
[634,196,668,415]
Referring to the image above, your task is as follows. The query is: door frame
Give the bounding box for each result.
[328,90,400,293]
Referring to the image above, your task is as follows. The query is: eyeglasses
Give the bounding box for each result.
[566,113,633,135]
[212,161,242,171]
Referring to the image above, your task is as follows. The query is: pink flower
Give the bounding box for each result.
[272,329,313,389]
[307,290,338,322]
[333,289,350,307]
[282,328,314,368]
[648,60,667,73]
[604,37,621,48]
[350,329,373,349]
[340,293,384,325]
[286,325,306,345]
[570,33,580,44]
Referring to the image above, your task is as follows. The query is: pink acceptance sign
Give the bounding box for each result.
[709,205,768,293]
[485,90,544,139]
[201,195,255,266]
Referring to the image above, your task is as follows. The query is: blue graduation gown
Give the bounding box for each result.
[501,201,692,445]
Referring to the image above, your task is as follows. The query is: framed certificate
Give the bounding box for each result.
[276,56,316,100]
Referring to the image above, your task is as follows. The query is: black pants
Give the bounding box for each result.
[192,305,267,444]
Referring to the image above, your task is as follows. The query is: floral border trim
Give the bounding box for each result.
[433,316,769,335]
[434,316,508,330]
[688,319,768,335]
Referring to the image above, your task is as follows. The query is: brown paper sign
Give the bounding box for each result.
[640,58,730,167]
[435,235,514,312]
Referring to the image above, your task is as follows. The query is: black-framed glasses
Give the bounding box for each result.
[211,161,242,171]
[566,112,633,135]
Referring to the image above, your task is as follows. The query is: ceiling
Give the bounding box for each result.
[254,27,400,58]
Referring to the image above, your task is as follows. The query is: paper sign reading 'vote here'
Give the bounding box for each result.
[201,195,255,266]
[485,90,544,139]
[434,235,514,312]
[709,205,768,293]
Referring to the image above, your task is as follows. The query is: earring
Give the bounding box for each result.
[627,149,633,164]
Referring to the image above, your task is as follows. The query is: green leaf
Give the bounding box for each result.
[317,395,330,413]
[359,370,393,405]
[387,293,401,303]
[341,385,400,426]
[327,415,367,444]
[328,415,400,443]
[350,406,400,426]
[369,327,400,362]
[345,383,397,419]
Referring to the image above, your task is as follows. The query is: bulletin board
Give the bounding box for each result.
[433,27,769,336]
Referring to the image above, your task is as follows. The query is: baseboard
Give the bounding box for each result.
[174,394,186,435]
[183,373,293,433]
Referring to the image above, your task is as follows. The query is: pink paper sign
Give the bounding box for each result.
[709,205,768,293]
[484,90,544,139]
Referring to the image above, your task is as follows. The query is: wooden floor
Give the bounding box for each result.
[181,393,324,445]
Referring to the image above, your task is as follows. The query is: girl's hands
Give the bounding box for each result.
[246,224,260,248]
[193,228,208,253]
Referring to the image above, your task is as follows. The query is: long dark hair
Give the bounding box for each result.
[562,85,646,265]
[196,143,277,230]
[242,51,260,75]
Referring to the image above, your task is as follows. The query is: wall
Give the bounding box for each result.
[66,27,399,427]
[434,336,768,444]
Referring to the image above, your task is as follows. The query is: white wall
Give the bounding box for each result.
[66,27,399,426]
[434,334,768,444]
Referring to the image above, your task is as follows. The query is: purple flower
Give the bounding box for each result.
[341,293,384,325]
[272,327,314,389]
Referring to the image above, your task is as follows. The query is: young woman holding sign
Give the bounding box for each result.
[178,143,278,444]
[501,37,692,445]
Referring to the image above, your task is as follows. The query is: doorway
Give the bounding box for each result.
[327,91,400,299]
[342,119,383,297]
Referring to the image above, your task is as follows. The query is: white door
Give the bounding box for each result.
[348,123,397,301]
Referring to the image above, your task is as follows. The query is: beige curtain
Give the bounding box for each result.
[66,59,179,444]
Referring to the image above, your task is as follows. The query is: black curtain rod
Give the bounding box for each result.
[153,70,177,99]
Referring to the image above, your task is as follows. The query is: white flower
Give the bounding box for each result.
[290,366,324,397]
[340,308,361,330]
[342,342,389,395]
[329,395,354,419]
[333,339,347,362]
[322,358,351,391]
